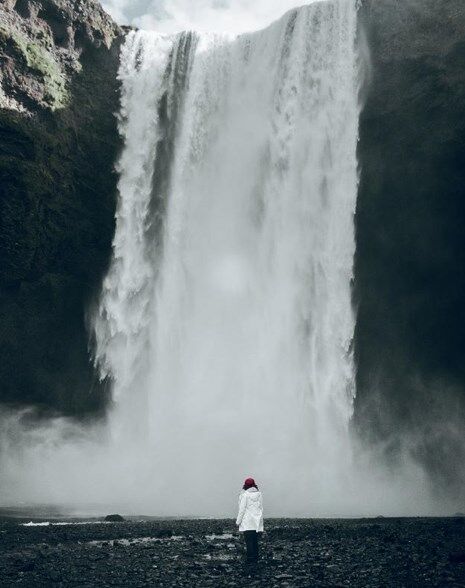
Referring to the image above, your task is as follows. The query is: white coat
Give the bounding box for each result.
[235,487,264,532]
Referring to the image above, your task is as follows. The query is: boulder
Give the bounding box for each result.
[104,514,125,522]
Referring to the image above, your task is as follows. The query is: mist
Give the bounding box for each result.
[0,405,452,517]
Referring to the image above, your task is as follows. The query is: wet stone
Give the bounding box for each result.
[1,518,465,587]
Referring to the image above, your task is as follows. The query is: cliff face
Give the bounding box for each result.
[355,0,465,498]
[0,0,122,416]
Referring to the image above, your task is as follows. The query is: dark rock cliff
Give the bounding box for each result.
[0,0,123,416]
[355,0,465,499]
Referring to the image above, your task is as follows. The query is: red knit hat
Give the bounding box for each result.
[243,477,257,489]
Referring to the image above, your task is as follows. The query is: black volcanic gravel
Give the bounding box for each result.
[1,518,465,586]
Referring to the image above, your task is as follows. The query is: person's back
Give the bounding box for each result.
[236,478,263,563]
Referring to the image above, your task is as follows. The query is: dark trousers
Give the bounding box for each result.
[243,530,259,563]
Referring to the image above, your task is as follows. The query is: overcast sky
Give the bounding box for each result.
[102,0,311,34]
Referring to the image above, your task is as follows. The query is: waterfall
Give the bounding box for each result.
[0,1,448,517]
[93,0,359,515]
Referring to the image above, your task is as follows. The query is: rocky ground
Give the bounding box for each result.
[1,517,465,587]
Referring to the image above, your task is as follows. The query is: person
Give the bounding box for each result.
[235,477,264,564]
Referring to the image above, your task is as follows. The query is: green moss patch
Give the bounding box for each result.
[0,24,68,110]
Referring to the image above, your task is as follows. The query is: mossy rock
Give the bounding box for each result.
[2,25,69,109]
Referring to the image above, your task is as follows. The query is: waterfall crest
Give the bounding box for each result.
[93,0,360,514]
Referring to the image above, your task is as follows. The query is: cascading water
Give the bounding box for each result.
[93,0,360,515]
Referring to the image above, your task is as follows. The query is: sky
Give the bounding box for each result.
[102,0,312,34]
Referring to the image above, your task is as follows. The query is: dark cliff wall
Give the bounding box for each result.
[355,0,465,499]
[0,0,122,416]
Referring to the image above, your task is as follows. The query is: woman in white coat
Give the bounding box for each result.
[235,478,264,563]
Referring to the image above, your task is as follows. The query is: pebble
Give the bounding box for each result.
[0,518,464,587]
